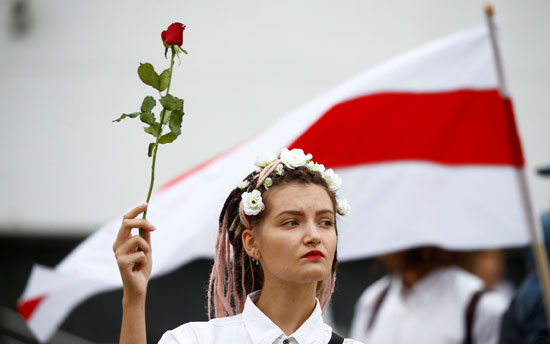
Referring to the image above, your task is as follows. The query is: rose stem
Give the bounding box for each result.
[140,47,176,225]
[132,47,177,273]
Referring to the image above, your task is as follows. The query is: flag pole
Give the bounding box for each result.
[484,3,550,328]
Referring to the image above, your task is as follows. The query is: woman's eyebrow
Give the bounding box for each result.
[276,210,303,217]
[276,209,334,217]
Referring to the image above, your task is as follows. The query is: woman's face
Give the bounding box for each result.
[244,183,337,286]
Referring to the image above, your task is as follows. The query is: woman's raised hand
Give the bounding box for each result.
[113,203,156,300]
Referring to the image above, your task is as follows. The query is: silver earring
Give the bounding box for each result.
[255,258,259,266]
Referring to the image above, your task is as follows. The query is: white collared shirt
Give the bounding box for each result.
[349,266,509,344]
[159,292,363,344]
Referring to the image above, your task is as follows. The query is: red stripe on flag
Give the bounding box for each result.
[501,97,525,167]
[17,295,45,321]
[290,89,524,168]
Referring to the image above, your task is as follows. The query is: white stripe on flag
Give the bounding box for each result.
[336,162,529,260]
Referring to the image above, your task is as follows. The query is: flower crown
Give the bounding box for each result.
[237,148,351,227]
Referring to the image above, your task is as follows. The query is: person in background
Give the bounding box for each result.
[499,164,550,344]
[459,250,515,302]
[349,246,508,344]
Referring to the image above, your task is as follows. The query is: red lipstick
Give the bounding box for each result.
[303,250,324,260]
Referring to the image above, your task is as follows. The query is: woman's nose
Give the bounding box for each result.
[304,221,321,246]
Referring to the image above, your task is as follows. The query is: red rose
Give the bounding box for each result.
[161,22,185,46]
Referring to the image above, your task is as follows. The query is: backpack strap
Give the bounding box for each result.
[367,283,391,331]
[464,289,488,344]
[328,331,345,344]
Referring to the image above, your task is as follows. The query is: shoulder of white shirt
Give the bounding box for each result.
[355,266,510,310]
[355,274,392,307]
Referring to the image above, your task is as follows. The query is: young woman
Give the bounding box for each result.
[113,148,359,344]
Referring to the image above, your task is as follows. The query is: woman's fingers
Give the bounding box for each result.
[115,235,152,257]
[122,219,156,233]
[113,203,156,251]
[115,204,148,238]
[117,251,148,271]
[141,225,152,246]
[124,203,148,220]
[112,204,155,300]
[120,219,155,249]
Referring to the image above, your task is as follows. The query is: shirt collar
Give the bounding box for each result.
[242,291,331,344]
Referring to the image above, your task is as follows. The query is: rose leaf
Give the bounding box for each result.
[162,110,172,125]
[158,132,177,144]
[140,112,155,125]
[143,122,161,137]
[138,63,160,90]
[140,96,156,113]
[169,110,184,136]
[160,94,183,111]
[159,69,171,92]
[112,112,140,122]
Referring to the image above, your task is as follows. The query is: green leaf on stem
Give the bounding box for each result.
[144,122,161,137]
[164,46,169,59]
[179,47,188,55]
[159,69,171,92]
[160,94,184,111]
[159,132,177,144]
[162,110,172,125]
[148,142,155,157]
[138,63,160,90]
[112,112,140,122]
[169,110,184,136]
[140,112,155,125]
[140,96,156,113]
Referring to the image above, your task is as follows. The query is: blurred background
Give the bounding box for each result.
[0,0,548,342]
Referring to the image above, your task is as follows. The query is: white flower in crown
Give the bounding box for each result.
[254,152,278,169]
[322,168,342,191]
[306,161,326,174]
[274,164,284,176]
[280,148,312,169]
[241,190,265,215]
[336,196,351,216]
[263,177,273,189]
[237,180,250,190]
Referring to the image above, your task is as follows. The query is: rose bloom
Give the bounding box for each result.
[161,22,185,46]
[336,196,351,216]
[280,148,312,169]
[241,190,265,215]
[254,152,277,169]
[322,168,342,191]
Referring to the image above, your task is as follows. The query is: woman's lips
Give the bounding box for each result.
[303,250,324,260]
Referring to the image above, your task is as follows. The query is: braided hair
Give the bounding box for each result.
[207,161,338,319]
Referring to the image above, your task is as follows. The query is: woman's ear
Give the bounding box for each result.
[241,228,257,258]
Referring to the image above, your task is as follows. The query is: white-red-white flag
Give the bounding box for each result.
[18,25,530,342]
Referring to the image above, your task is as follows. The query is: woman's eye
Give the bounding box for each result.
[283,220,298,227]
[320,220,334,227]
